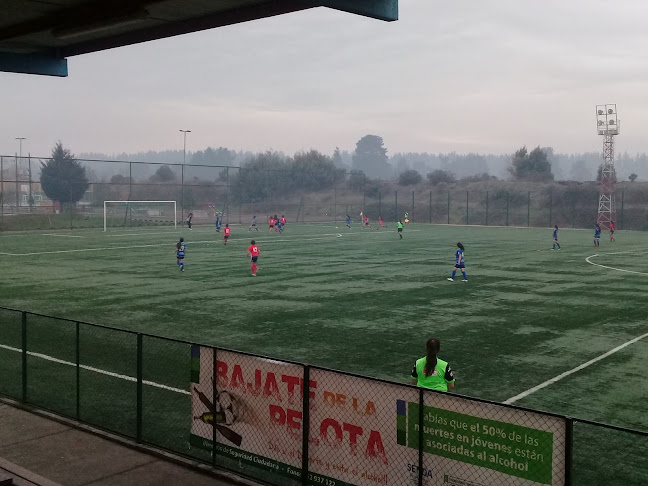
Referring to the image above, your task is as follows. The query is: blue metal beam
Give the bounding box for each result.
[306,0,398,21]
[0,52,68,77]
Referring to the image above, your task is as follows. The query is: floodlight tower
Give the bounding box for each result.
[595,104,619,230]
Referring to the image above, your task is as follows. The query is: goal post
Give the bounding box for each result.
[103,200,177,231]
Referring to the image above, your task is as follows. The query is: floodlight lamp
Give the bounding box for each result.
[598,110,604,115]
[598,120,604,126]
[609,120,615,125]
[608,108,614,115]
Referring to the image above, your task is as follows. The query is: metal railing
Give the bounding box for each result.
[0,306,646,486]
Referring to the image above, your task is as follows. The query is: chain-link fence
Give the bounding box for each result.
[1,305,647,485]
[3,154,648,232]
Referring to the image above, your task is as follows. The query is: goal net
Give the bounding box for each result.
[103,201,177,231]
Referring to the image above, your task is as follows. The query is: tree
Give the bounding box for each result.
[291,150,345,191]
[509,146,554,182]
[629,173,638,182]
[150,165,177,182]
[398,169,422,186]
[427,170,456,185]
[332,147,344,168]
[40,142,89,208]
[352,135,391,178]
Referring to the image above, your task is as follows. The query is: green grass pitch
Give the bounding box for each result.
[0,222,647,485]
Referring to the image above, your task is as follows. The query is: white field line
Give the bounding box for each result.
[504,331,648,404]
[43,234,84,238]
[585,253,648,276]
[0,343,190,395]
[0,234,346,256]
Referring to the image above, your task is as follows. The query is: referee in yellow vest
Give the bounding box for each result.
[410,338,455,391]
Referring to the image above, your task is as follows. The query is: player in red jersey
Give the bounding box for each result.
[363,215,373,230]
[377,216,386,230]
[223,224,231,245]
[281,215,286,228]
[269,216,274,232]
[247,240,260,276]
[609,221,615,242]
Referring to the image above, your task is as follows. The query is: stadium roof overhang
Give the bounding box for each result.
[0,0,398,77]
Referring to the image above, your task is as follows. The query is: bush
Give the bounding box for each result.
[427,170,456,185]
[398,170,422,186]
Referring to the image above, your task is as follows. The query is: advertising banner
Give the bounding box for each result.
[190,347,566,486]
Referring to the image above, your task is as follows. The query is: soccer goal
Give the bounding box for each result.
[103,201,177,231]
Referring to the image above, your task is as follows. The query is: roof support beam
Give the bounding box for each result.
[303,0,398,21]
[0,52,68,77]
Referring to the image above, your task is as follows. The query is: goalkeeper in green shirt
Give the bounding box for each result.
[397,219,404,239]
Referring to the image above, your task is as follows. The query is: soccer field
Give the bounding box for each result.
[0,221,647,432]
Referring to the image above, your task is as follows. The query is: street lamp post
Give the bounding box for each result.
[179,130,191,223]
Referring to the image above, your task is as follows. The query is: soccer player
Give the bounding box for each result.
[281,215,287,228]
[274,214,280,232]
[186,212,193,230]
[269,216,274,232]
[223,224,231,245]
[404,212,410,224]
[397,219,404,239]
[363,215,373,230]
[410,338,455,391]
[552,225,561,250]
[346,214,351,228]
[609,221,615,242]
[216,217,222,233]
[594,223,601,247]
[247,239,260,276]
[377,216,386,230]
[176,237,186,271]
[249,215,258,232]
[447,243,467,282]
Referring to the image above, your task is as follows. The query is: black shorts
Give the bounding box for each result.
[610,230,615,234]
[224,235,229,240]
[251,256,258,263]
[397,228,402,233]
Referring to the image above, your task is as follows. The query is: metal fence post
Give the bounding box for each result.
[378,191,382,217]
[363,175,366,213]
[301,365,311,486]
[76,322,80,420]
[429,190,432,223]
[1,156,4,227]
[447,191,450,225]
[136,333,143,443]
[571,200,575,229]
[549,189,553,227]
[21,311,27,402]
[334,187,337,223]
[213,347,218,468]
[181,164,185,226]
[129,163,133,227]
[466,191,469,225]
[485,191,489,226]
[15,154,19,212]
[394,191,398,221]
[620,190,624,229]
[506,192,510,226]
[418,388,424,486]
[411,190,415,222]
[527,191,531,227]
[565,418,574,486]
[28,155,33,213]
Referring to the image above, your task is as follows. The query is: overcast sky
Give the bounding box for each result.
[2,0,648,159]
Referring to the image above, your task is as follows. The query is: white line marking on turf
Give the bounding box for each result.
[585,253,648,276]
[504,331,648,404]
[43,234,83,238]
[0,344,190,395]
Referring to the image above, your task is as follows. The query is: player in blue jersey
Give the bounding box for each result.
[346,214,351,229]
[447,243,467,282]
[176,238,186,271]
[594,223,601,247]
[216,217,222,233]
[552,225,561,250]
